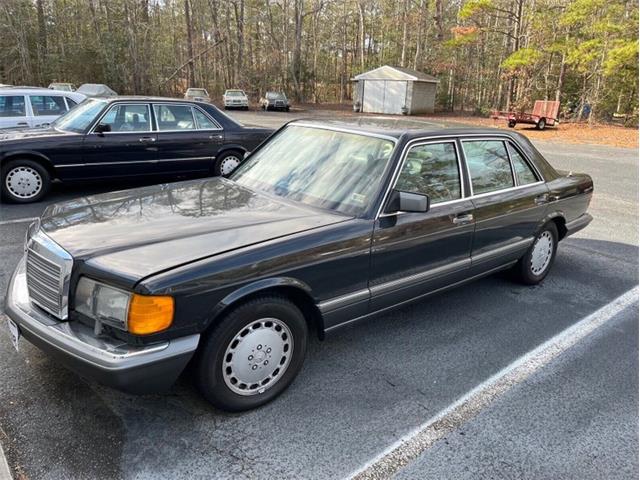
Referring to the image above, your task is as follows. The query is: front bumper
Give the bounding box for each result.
[5,256,200,394]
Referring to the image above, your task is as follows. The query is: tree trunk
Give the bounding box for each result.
[184,0,195,86]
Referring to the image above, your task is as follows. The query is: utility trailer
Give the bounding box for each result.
[492,100,560,130]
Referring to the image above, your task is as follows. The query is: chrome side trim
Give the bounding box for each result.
[317,289,370,313]
[370,257,471,296]
[56,156,214,168]
[290,122,400,143]
[471,237,533,264]
[325,260,518,333]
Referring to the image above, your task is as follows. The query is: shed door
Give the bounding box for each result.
[382,81,406,114]
[363,80,385,113]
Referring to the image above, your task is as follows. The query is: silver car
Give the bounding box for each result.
[185,88,211,103]
[0,87,86,129]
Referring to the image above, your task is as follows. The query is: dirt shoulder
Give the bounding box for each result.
[295,104,638,149]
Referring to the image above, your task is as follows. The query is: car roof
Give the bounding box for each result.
[0,87,82,95]
[99,95,211,103]
[288,118,521,141]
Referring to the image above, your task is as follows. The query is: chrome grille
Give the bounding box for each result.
[25,231,73,319]
[27,249,62,314]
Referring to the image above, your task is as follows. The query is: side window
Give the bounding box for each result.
[0,96,26,117]
[463,140,514,195]
[98,104,151,132]
[29,95,67,116]
[153,104,196,130]
[508,143,538,185]
[395,142,461,204]
[193,108,217,129]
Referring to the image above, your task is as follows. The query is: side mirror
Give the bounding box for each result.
[244,151,250,159]
[385,190,430,214]
[94,123,111,134]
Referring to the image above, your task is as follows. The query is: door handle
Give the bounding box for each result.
[209,134,223,140]
[452,213,474,225]
[534,194,549,205]
[139,136,156,143]
[17,122,28,126]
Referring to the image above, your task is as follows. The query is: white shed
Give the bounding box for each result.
[352,65,439,115]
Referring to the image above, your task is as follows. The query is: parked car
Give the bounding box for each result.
[76,83,117,97]
[0,96,273,202]
[259,91,290,111]
[0,87,86,130]
[223,89,249,110]
[5,120,593,411]
[185,88,211,103]
[48,83,75,92]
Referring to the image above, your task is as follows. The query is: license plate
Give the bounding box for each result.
[7,318,20,352]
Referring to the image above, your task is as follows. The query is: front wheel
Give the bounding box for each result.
[513,222,558,285]
[1,159,51,203]
[195,296,308,411]
[214,150,243,176]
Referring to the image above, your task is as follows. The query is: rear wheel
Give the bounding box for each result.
[1,159,51,203]
[214,150,243,176]
[536,118,546,130]
[195,296,308,411]
[513,222,558,285]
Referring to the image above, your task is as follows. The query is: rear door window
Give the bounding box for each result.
[0,96,26,117]
[463,140,514,195]
[29,95,68,116]
[193,108,218,129]
[153,104,196,131]
[508,143,539,185]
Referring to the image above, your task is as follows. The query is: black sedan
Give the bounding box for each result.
[5,120,593,411]
[0,97,273,202]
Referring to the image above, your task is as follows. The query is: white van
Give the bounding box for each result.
[0,88,86,129]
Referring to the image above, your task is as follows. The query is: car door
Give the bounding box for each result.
[369,139,475,311]
[152,103,222,175]
[28,94,69,127]
[0,95,30,128]
[461,138,549,272]
[81,102,159,179]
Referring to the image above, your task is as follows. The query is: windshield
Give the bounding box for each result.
[226,90,245,96]
[188,89,208,96]
[53,98,107,133]
[231,125,395,215]
[266,92,285,100]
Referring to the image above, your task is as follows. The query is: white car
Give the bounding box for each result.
[222,89,249,110]
[48,83,75,92]
[0,88,86,129]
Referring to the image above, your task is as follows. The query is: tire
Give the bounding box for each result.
[1,158,51,203]
[195,295,308,412]
[285,106,290,112]
[214,150,243,176]
[536,118,546,130]
[513,222,559,285]
[508,119,516,128]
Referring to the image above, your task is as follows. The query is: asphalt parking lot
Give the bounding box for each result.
[0,110,637,479]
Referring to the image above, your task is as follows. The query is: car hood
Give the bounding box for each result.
[0,127,76,142]
[39,178,349,285]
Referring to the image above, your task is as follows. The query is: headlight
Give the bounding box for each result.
[74,277,174,335]
[75,277,130,330]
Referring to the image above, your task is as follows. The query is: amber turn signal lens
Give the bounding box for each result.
[127,294,174,335]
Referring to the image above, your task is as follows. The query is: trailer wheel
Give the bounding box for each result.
[536,118,546,130]
[508,119,516,128]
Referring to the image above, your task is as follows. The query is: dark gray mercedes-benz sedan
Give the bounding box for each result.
[5,120,593,411]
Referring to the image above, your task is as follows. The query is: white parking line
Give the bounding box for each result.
[347,286,639,480]
[0,217,37,226]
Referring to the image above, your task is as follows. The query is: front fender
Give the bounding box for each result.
[206,277,316,328]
